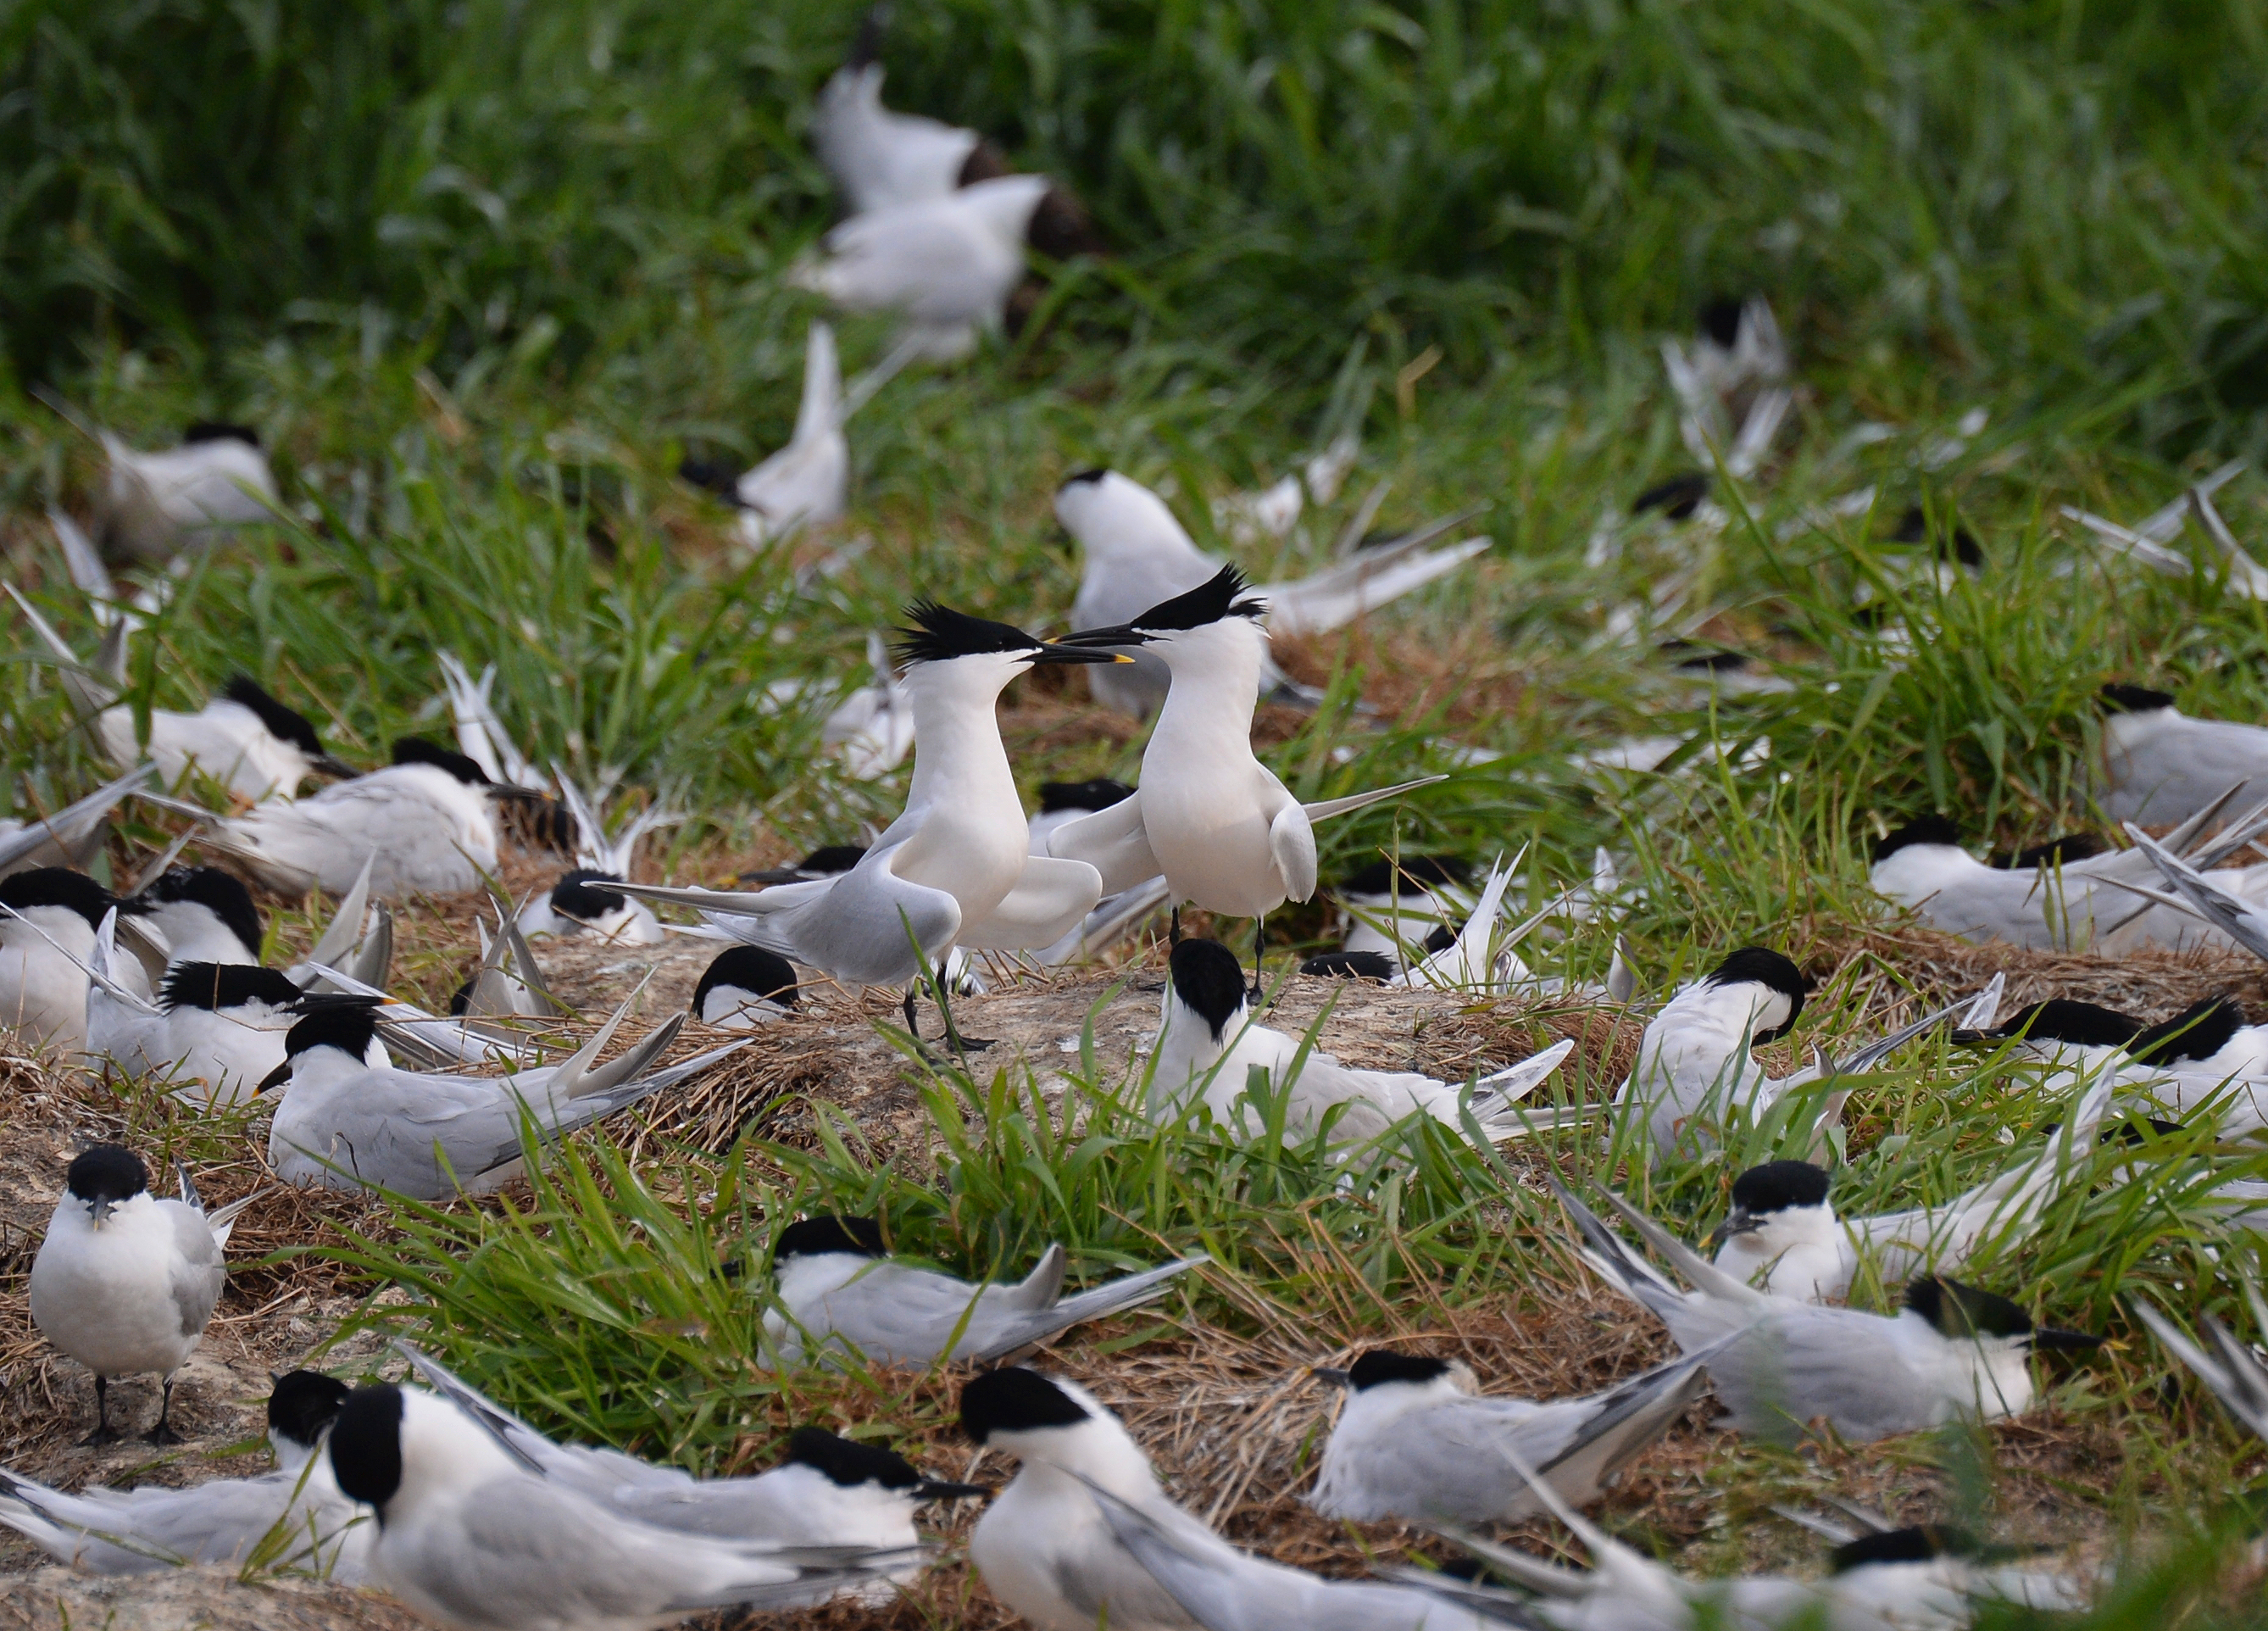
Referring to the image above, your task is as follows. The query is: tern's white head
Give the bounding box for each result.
[328,1383,521,1522]
[212,676,358,784]
[57,1143,153,1230]
[1687,945,1811,1044]
[693,945,802,1027]
[1053,469,1202,566]
[257,999,385,1093]
[1318,1349,1477,1413]
[1710,1159,1837,1269]
[958,1367,1156,1490]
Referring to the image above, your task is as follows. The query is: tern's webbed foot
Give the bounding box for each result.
[953,1036,998,1054]
[78,1424,120,1448]
[142,1422,186,1446]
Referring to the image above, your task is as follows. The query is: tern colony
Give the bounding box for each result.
[2,14,2265,1631]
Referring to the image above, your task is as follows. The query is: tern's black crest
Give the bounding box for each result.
[0,866,123,929]
[1698,296,1747,348]
[1829,1525,1976,1573]
[800,843,868,875]
[1299,949,1398,982]
[1345,1350,1454,1391]
[845,3,891,69]
[1997,999,2144,1049]
[1339,854,1470,897]
[1039,778,1134,815]
[143,866,264,955]
[1169,938,1248,1039]
[959,1367,1090,1443]
[1703,948,1810,1040]
[1729,1160,1831,1216]
[776,1215,884,1261]
[268,1371,352,1448]
[1632,471,1709,520]
[2131,997,2244,1065]
[2099,682,2176,715]
[280,999,383,1061]
[183,421,261,448]
[161,962,303,1014]
[1992,833,2104,870]
[65,1144,148,1206]
[1127,564,1266,632]
[1061,467,1110,489]
[1905,1277,2034,1340]
[894,603,1046,667]
[1872,816,1963,861]
[549,869,628,922]
[391,737,492,786]
[220,677,326,757]
[787,1426,922,1489]
[694,945,799,1013]
[327,1385,404,1511]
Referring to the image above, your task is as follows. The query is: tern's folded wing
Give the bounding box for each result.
[955,856,1105,949]
[1048,791,1163,896]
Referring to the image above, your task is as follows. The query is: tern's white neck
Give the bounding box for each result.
[1146,621,1265,756]
[1153,989,1241,1101]
[1871,843,1983,902]
[1668,977,1791,1044]
[903,655,1025,819]
[996,1413,1163,1502]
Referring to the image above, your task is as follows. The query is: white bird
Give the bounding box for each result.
[1306,1343,1715,1524]
[1055,470,1487,717]
[133,865,264,965]
[962,1366,1233,1631]
[0,866,147,1051]
[614,605,1124,1052]
[732,322,849,552]
[819,632,917,780]
[1149,938,1576,1147]
[1554,1183,2102,1445]
[762,1215,1206,1367]
[1048,567,1443,952]
[791,175,1052,362]
[1326,854,1472,968]
[1029,778,1137,856]
[1613,946,1811,1161]
[1709,1074,2115,1303]
[0,765,152,879]
[1661,296,1793,480]
[1953,991,2268,1136]
[322,1383,918,1631]
[692,946,801,1028]
[112,960,370,1109]
[98,422,279,564]
[394,1344,983,1556]
[28,1147,254,1444]
[258,999,739,1200]
[811,19,981,214]
[515,777,674,947]
[0,1370,370,1580]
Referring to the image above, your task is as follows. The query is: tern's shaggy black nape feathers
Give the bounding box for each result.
[959,1367,1090,1442]
[1991,832,2104,870]
[1829,1525,1978,1573]
[1061,467,1110,488]
[549,869,628,921]
[1703,948,1811,1040]
[267,1371,352,1447]
[1871,816,1963,861]
[1299,949,1398,982]
[1345,1350,1454,1391]
[279,999,384,1061]
[1730,1160,1831,1215]
[894,602,1046,666]
[65,1144,149,1205]
[1995,999,2145,1050]
[693,946,799,1012]
[1632,471,1709,520]
[1038,778,1134,814]
[327,1385,405,1511]
[182,421,260,447]
[776,1215,885,1261]
[787,1426,922,1489]
[160,962,304,1013]
[0,866,130,928]
[2099,682,2176,714]
[143,866,264,955]
[2131,997,2245,1065]
[1169,938,1249,1038]
[1698,296,1747,348]
[1905,1277,2034,1339]
[391,737,492,786]
[220,676,326,756]
[1338,854,1470,896]
[1129,563,1267,632]
[802,843,868,874]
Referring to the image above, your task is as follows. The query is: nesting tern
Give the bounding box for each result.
[726,321,850,551]
[95,421,279,564]
[0,1370,368,1579]
[515,776,675,946]
[613,604,1126,1052]
[88,955,383,1108]
[29,1147,255,1444]
[1613,946,1809,1161]
[134,865,264,964]
[1327,854,1471,967]
[692,946,801,1027]
[1306,1344,1716,1524]
[323,1383,920,1631]
[1029,778,1135,855]
[1554,1182,2102,1444]
[0,866,149,1049]
[1055,470,1487,717]
[762,1215,1206,1367]
[1150,938,1575,1146]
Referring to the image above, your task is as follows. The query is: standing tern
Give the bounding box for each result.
[692,946,801,1027]
[0,1370,369,1580]
[1554,1183,2102,1444]
[1307,1343,1715,1524]
[323,1383,921,1631]
[613,604,1125,1052]
[1056,470,1488,717]
[28,1147,255,1444]
[0,866,150,1050]
[762,1215,1206,1367]
[1151,938,1576,1146]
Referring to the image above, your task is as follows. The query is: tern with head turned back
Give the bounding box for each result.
[612,604,1126,1052]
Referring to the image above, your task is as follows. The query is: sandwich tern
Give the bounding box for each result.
[1150,938,1575,1146]
[134,865,264,965]
[692,945,800,1027]
[28,1147,255,1444]
[1030,778,1136,855]
[97,421,279,564]
[0,866,149,1050]
[811,12,980,214]
[2061,462,2258,595]
[89,955,382,1108]
[727,320,849,551]
[323,1383,920,1631]
[1613,946,1810,1161]
[515,776,675,946]
[762,1215,1206,1367]
[1555,1182,2102,1444]
[1328,854,1471,967]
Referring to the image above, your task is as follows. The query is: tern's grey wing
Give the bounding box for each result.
[1048,793,1164,897]
[161,1200,225,1340]
[1710,1310,1938,1444]
[967,1254,1209,1361]
[779,847,961,985]
[804,1264,1010,1364]
[955,856,1105,949]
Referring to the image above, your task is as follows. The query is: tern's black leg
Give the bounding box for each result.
[932,966,993,1055]
[1170,905,1181,945]
[81,1375,118,1447]
[1251,916,1266,1003]
[144,1376,183,1445]
[902,988,921,1040]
